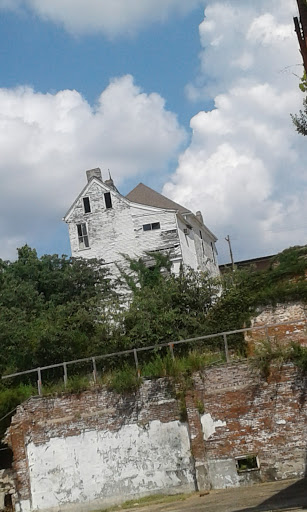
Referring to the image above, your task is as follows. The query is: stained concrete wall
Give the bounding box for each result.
[7,380,196,512]
[26,420,194,512]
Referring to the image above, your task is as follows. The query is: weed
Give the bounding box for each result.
[106,365,141,394]
[100,492,192,512]
[196,400,205,415]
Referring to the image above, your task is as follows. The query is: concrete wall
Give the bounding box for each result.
[6,363,307,512]
[7,380,196,512]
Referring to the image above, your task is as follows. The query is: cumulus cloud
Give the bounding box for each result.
[164,0,307,262]
[1,0,203,38]
[0,75,186,259]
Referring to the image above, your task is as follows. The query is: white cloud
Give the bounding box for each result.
[1,0,203,37]
[0,76,186,260]
[165,0,307,262]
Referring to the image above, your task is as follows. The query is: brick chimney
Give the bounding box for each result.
[104,171,119,193]
[196,211,204,224]
[86,168,102,182]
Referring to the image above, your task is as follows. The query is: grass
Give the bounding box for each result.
[100,492,193,511]
[250,340,307,378]
[0,346,230,430]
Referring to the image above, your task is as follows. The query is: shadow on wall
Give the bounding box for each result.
[235,478,307,511]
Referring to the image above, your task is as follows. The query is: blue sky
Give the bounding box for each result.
[0,0,306,264]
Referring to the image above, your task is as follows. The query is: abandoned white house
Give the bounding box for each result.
[63,168,219,277]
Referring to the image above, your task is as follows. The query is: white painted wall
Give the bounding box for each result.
[65,178,219,279]
[66,180,183,274]
[25,420,195,512]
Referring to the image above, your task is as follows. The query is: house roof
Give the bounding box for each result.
[126,183,190,214]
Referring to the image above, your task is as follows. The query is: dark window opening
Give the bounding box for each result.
[236,455,259,473]
[0,446,13,469]
[143,222,160,231]
[104,192,112,209]
[4,494,13,510]
[83,197,91,213]
[211,242,216,263]
[77,223,89,249]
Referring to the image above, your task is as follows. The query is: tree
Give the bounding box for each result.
[118,253,221,349]
[0,246,119,375]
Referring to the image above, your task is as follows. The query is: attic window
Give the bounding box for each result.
[143,222,160,231]
[83,197,91,213]
[235,455,259,473]
[104,192,112,209]
[77,223,89,249]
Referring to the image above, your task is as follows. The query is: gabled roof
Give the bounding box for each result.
[126,183,190,214]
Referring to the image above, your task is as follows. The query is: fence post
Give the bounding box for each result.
[92,357,97,384]
[169,343,175,360]
[223,334,230,363]
[133,349,140,377]
[63,363,68,388]
[37,368,42,396]
[265,326,269,341]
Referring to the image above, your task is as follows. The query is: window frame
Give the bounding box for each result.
[77,222,90,250]
[143,222,161,232]
[83,196,91,214]
[235,454,260,473]
[104,192,112,209]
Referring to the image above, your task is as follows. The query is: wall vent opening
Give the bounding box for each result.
[235,455,259,473]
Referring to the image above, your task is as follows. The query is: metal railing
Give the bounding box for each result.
[2,319,306,395]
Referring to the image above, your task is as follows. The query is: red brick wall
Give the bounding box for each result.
[188,362,307,488]
[6,362,307,506]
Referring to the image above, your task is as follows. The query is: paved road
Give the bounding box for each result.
[128,479,307,512]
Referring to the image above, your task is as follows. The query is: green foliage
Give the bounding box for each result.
[251,341,307,378]
[291,96,307,135]
[196,400,205,415]
[105,364,141,394]
[250,340,286,378]
[0,384,35,439]
[1,243,306,433]
[207,245,307,338]
[119,257,220,350]
[299,71,307,92]
[0,246,118,374]
[289,342,307,372]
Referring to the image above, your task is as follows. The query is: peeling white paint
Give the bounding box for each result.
[201,413,226,441]
[26,420,195,511]
[65,176,219,279]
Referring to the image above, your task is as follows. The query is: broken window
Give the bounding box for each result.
[199,230,205,256]
[211,242,216,264]
[235,455,259,473]
[83,197,91,213]
[143,222,160,231]
[0,446,13,470]
[77,223,89,249]
[104,192,112,209]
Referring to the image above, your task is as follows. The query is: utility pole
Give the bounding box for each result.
[225,235,235,271]
[294,0,307,74]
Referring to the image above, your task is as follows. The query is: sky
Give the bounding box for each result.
[0,0,306,264]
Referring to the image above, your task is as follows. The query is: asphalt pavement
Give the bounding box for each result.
[127,478,307,512]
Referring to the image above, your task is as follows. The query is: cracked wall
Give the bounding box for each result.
[6,363,307,512]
